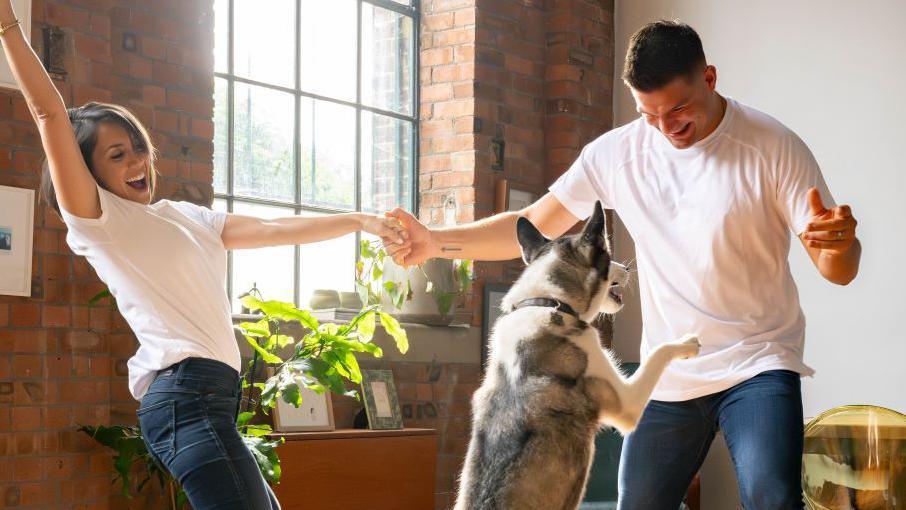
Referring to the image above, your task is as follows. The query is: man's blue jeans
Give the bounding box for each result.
[617,369,805,509]
[137,357,281,510]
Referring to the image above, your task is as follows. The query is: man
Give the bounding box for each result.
[385,20,860,510]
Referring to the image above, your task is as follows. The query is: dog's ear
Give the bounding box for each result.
[516,216,549,264]
[581,201,605,245]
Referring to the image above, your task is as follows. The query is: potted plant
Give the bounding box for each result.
[356,238,473,320]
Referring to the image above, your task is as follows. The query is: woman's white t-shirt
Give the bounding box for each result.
[550,97,835,401]
[60,185,240,400]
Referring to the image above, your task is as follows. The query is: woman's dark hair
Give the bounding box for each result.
[622,20,707,92]
[39,102,158,214]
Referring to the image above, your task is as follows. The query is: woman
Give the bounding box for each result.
[0,2,408,508]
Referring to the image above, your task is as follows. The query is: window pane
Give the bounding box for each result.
[299,212,356,308]
[213,78,229,194]
[213,198,228,213]
[234,0,295,87]
[361,111,413,213]
[300,0,357,101]
[214,0,228,74]
[300,98,355,209]
[361,5,413,116]
[230,202,295,309]
[233,82,295,202]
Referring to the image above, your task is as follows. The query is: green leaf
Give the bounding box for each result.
[244,335,283,364]
[379,312,409,354]
[434,291,457,316]
[241,295,320,331]
[273,334,294,349]
[360,239,376,259]
[238,318,270,338]
[280,383,302,407]
[321,349,352,381]
[371,262,383,281]
[88,289,111,306]
[242,435,284,484]
[343,350,362,384]
[236,412,255,428]
[355,310,376,342]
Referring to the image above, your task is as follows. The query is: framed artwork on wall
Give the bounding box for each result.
[0,185,34,297]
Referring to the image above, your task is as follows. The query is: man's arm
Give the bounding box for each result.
[799,187,861,285]
[385,192,580,265]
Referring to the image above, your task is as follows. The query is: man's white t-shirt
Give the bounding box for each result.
[550,97,835,401]
[60,185,240,400]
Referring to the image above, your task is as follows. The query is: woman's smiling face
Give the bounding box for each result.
[91,122,153,204]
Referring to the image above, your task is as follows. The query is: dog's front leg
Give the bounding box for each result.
[608,334,700,433]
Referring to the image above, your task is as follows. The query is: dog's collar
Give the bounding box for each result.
[511,298,583,322]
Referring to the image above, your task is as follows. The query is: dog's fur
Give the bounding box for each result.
[454,202,700,510]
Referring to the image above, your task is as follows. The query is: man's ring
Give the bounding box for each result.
[836,230,844,239]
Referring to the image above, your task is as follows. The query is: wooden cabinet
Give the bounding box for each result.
[267,428,438,510]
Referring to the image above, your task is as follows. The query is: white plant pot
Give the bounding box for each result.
[379,258,457,315]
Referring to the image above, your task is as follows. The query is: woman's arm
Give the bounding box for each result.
[0,1,100,218]
[221,212,408,250]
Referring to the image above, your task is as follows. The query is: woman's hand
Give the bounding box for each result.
[359,213,409,249]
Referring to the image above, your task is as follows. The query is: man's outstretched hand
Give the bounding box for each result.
[802,187,858,254]
[384,207,436,267]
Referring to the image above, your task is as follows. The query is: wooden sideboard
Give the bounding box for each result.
[267,428,438,510]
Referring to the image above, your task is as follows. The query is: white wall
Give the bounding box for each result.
[611,0,906,506]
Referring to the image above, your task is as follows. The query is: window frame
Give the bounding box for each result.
[213,0,421,309]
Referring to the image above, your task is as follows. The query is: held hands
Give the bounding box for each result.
[802,187,858,254]
[383,207,434,268]
[360,213,409,249]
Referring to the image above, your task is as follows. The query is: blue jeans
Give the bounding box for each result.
[617,369,804,510]
[137,357,281,510]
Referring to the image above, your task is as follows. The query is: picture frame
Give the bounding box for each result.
[0,0,32,90]
[481,283,511,371]
[267,366,335,432]
[0,185,35,297]
[494,178,537,213]
[360,369,403,430]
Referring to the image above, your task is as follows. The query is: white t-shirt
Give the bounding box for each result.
[550,97,835,401]
[60,184,240,400]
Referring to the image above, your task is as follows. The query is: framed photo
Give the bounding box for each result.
[481,283,511,371]
[267,366,335,432]
[494,179,537,213]
[0,0,32,90]
[360,369,403,430]
[0,185,35,297]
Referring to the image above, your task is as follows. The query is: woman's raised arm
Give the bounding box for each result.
[0,1,100,218]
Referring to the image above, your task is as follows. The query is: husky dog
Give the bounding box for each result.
[454,202,700,510]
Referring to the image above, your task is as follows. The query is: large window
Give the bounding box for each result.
[213,0,419,311]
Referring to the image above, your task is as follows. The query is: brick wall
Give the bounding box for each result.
[418,0,614,508]
[0,0,214,507]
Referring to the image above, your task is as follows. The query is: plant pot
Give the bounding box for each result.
[380,258,456,315]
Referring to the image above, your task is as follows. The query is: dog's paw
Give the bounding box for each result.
[668,334,701,359]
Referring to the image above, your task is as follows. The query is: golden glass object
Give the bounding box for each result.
[803,405,906,509]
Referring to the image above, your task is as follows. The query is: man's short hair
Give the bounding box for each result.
[622,20,706,92]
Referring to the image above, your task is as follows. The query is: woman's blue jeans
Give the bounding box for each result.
[617,369,805,510]
[137,357,281,510]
